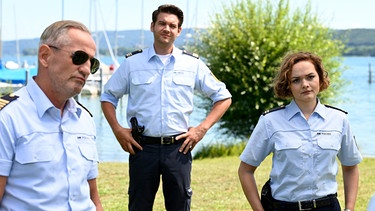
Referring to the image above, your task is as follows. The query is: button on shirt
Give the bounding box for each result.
[240,100,362,201]
[0,79,98,210]
[101,46,232,136]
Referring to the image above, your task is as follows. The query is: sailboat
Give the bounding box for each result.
[0,0,37,85]
[84,0,120,95]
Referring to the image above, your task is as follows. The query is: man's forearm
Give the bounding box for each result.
[199,98,232,130]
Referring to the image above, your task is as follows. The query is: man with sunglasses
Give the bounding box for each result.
[101,4,232,211]
[0,20,103,210]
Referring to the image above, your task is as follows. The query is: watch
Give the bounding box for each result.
[343,209,351,211]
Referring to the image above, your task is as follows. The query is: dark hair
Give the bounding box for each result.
[274,52,330,99]
[152,4,184,28]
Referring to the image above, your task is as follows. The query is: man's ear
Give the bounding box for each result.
[38,45,51,68]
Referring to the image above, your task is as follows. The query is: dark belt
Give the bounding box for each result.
[273,193,337,211]
[140,134,185,145]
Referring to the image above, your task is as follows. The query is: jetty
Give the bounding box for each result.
[0,64,114,95]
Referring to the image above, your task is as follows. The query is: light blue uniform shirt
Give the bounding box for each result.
[0,79,99,210]
[101,46,232,136]
[240,99,362,201]
[367,194,375,211]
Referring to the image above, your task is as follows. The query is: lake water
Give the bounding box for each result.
[336,57,375,158]
[2,56,375,161]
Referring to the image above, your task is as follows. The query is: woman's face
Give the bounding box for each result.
[289,60,320,105]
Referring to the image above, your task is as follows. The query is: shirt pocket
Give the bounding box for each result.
[78,140,98,162]
[172,71,195,87]
[131,71,157,85]
[317,133,341,151]
[15,144,57,164]
[274,138,302,151]
[273,137,304,177]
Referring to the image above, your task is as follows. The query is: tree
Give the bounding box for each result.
[190,0,346,139]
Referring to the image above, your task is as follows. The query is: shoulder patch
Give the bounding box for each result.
[182,50,199,59]
[125,49,143,58]
[0,93,19,110]
[324,104,348,114]
[262,105,286,116]
[76,101,93,117]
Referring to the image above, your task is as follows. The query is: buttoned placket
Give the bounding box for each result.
[60,109,80,207]
[159,56,173,136]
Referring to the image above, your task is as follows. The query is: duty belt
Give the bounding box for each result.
[140,134,185,145]
[272,193,337,210]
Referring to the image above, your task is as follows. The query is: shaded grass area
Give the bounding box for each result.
[98,156,374,210]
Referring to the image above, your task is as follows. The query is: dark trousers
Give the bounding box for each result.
[128,143,192,211]
[273,197,341,211]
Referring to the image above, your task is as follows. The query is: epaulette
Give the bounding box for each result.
[182,50,199,59]
[125,49,143,58]
[262,105,286,116]
[325,104,348,114]
[76,101,93,117]
[0,93,19,111]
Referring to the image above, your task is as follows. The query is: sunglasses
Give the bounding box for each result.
[48,45,100,74]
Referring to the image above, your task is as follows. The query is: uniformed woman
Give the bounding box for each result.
[238,52,362,211]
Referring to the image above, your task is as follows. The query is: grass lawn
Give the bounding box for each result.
[98,156,374,210]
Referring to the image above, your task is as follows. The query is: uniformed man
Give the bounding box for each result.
[0,20,102,210]
[100,4,232,211]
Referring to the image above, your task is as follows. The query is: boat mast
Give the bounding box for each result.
[140,0,144,48]
[114,0,118,58]
[12,4,20,67]
[61,0,64,20]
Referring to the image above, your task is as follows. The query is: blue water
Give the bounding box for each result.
[2,56,374,161]
[336,57,375,158]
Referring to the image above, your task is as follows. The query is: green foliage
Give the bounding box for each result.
[336,28,375,46]
[190,0,346,139]
[345,45,375,57]
[193,141,246,159]
[334,29,375,56]
[0,82,21,95]
[22,48,38,56]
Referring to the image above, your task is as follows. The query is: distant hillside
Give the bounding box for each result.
[2,28,375,57]
[1,28,199,58]
[334,29,375,56]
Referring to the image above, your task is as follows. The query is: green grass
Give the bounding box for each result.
[98,156,374,210]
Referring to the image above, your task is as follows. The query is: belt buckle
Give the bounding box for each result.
[298,199,316,211]
[161,136,175,144]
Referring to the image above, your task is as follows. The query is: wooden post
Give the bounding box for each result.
[369,63,372,84]
[25,69,29,86]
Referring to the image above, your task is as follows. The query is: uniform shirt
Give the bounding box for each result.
[367,194,375,211]
[101,46,232,136]
[240,99,362,201]
[0,79,98,210]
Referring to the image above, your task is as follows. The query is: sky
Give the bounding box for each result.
[1,0,375,41]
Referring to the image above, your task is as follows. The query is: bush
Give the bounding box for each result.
[191,0,346,139]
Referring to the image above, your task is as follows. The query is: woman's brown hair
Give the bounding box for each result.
[273,52,330,99]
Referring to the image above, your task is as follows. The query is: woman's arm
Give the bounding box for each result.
[88,178,103,211]
[238,161,264,211]
[342,164,359,211]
